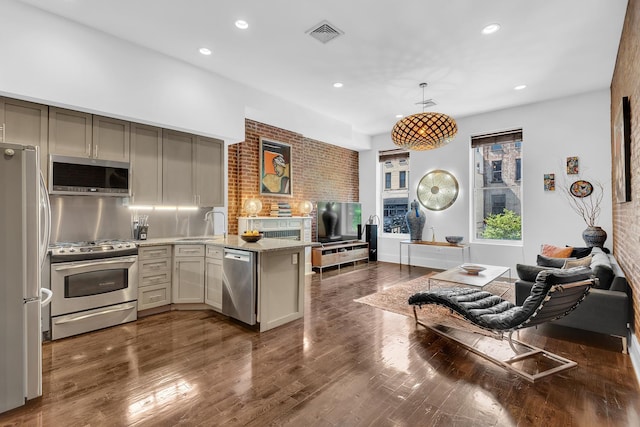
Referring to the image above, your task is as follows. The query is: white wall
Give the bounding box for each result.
[1,0,370,149]
[360,89,613,273]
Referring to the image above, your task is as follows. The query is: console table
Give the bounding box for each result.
[399,240,470,268]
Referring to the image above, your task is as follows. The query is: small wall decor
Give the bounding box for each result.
[614,96,632,202]
[570,180,593,198]
[260,137,292,196]
[566,156,579,174]
[544,173,555,191]
[416,170,459,211]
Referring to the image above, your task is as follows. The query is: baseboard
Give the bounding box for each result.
[630,332,640,385]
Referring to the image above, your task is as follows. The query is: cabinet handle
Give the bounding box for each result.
[1,123,5,142]
[148,262,165,269]
[94,144,99,158]
[148,250,166,256]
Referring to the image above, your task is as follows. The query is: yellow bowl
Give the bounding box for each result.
[240,234,263,243]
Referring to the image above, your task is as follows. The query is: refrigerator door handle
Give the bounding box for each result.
[40,288,53,307]
[39,172,51,268]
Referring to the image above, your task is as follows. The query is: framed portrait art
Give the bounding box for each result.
[259,137,292,196]
[613,96,632,203]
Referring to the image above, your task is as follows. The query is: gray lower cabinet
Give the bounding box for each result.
[205,245,223,311]
[172,245,205,303]
[0,97,48,181]
[138,245,172,310]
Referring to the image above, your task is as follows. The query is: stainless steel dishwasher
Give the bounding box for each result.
[222,248,257,325]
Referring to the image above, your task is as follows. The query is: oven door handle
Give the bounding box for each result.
[54,257,137,271]
[53,304,135,324]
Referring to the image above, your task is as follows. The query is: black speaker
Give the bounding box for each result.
[365,224,378,262]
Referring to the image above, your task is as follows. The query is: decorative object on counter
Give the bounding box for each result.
[566,156,579,174]
[417,169,459,211]
[243,198,263,217]
[299,200,314,216]
[445,236,463,244]
[544,173,555,191]
[405,199,426,241]
[240,232,263,243]
[460,264,486,275]
[260,137,292,196]
[564,179,606,247]
[614,96,632,203]
[391,83,457,151]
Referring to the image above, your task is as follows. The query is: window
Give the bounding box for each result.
[379,149,410,234]
[491,160,503,182]
[471,129,523,242]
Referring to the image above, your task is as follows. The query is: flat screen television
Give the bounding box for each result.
[316,201,362,243]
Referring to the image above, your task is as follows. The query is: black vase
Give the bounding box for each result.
[322,202,339,240]
[582,226,607,248]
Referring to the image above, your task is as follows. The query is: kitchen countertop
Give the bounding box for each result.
[136,235,312,253]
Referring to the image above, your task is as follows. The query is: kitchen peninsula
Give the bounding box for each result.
[137,236,311,332]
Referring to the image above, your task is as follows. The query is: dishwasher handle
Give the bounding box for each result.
[224,249,252,262]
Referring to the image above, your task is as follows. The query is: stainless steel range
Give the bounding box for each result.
[49,240,138,340]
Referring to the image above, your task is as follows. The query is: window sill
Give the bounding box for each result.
[471,239,523,247]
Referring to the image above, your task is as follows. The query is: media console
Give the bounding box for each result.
[311,240,369,277]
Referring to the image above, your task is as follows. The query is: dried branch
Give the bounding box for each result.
[564,181,604,227]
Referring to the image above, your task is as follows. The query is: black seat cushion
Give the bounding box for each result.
[408,267,593,332]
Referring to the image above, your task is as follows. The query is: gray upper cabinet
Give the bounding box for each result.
[92,115,130,162]
[0,97,48,180]
[162,129,195,205]
[49,107,130,162]
[48,107,92,158]
[130,124,163,204]
[194,136,224,207]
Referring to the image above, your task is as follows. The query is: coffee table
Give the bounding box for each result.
[428,263,510,290]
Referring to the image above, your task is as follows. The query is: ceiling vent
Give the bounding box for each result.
[306,20,344,44]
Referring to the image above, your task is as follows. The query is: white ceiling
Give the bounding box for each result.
[17,0,628,137]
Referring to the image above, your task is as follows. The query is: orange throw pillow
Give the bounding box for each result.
[540,244,574,258]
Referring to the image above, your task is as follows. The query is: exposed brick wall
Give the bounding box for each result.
[610,0,640,339]
[228,119,359,239]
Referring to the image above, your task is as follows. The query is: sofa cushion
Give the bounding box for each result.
[541,244,574,258]
[590,249,614,289]
[537,254,574,268]
[569,246,593,259]
[516,264,555,282]
[562,255,593,269]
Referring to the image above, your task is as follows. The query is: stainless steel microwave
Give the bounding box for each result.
[49,155,130,196]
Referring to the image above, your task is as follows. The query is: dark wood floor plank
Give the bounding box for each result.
[1,262,639,426]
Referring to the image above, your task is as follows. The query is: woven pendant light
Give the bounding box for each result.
[391,83,457,151]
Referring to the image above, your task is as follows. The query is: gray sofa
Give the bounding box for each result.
[515,247,631,353]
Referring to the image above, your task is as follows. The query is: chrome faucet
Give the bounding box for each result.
[204,209,227,239]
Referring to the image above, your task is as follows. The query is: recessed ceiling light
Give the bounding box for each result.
[235,20,249,29]
[333,82,343,88]
[514,84,527,90]
[199,47,212,55]
[395,114,404,118]
[481,23,501,35]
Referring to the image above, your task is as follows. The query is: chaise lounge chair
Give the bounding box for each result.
[408,267,594,382]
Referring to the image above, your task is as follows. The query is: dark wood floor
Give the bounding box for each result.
[2,262,639,426]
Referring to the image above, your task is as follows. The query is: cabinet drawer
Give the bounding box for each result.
[139,245,172,259]
[140,270,172,288]
[139,258,171,274]
[138,283,170,310]
[174,245,205,257]
[206,245,223,259]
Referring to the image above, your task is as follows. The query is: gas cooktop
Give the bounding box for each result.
[50,239,138,261]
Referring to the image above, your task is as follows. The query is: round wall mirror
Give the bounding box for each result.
[417,170,459,211]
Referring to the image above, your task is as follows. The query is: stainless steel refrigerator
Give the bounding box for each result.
[1,142,51,414]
